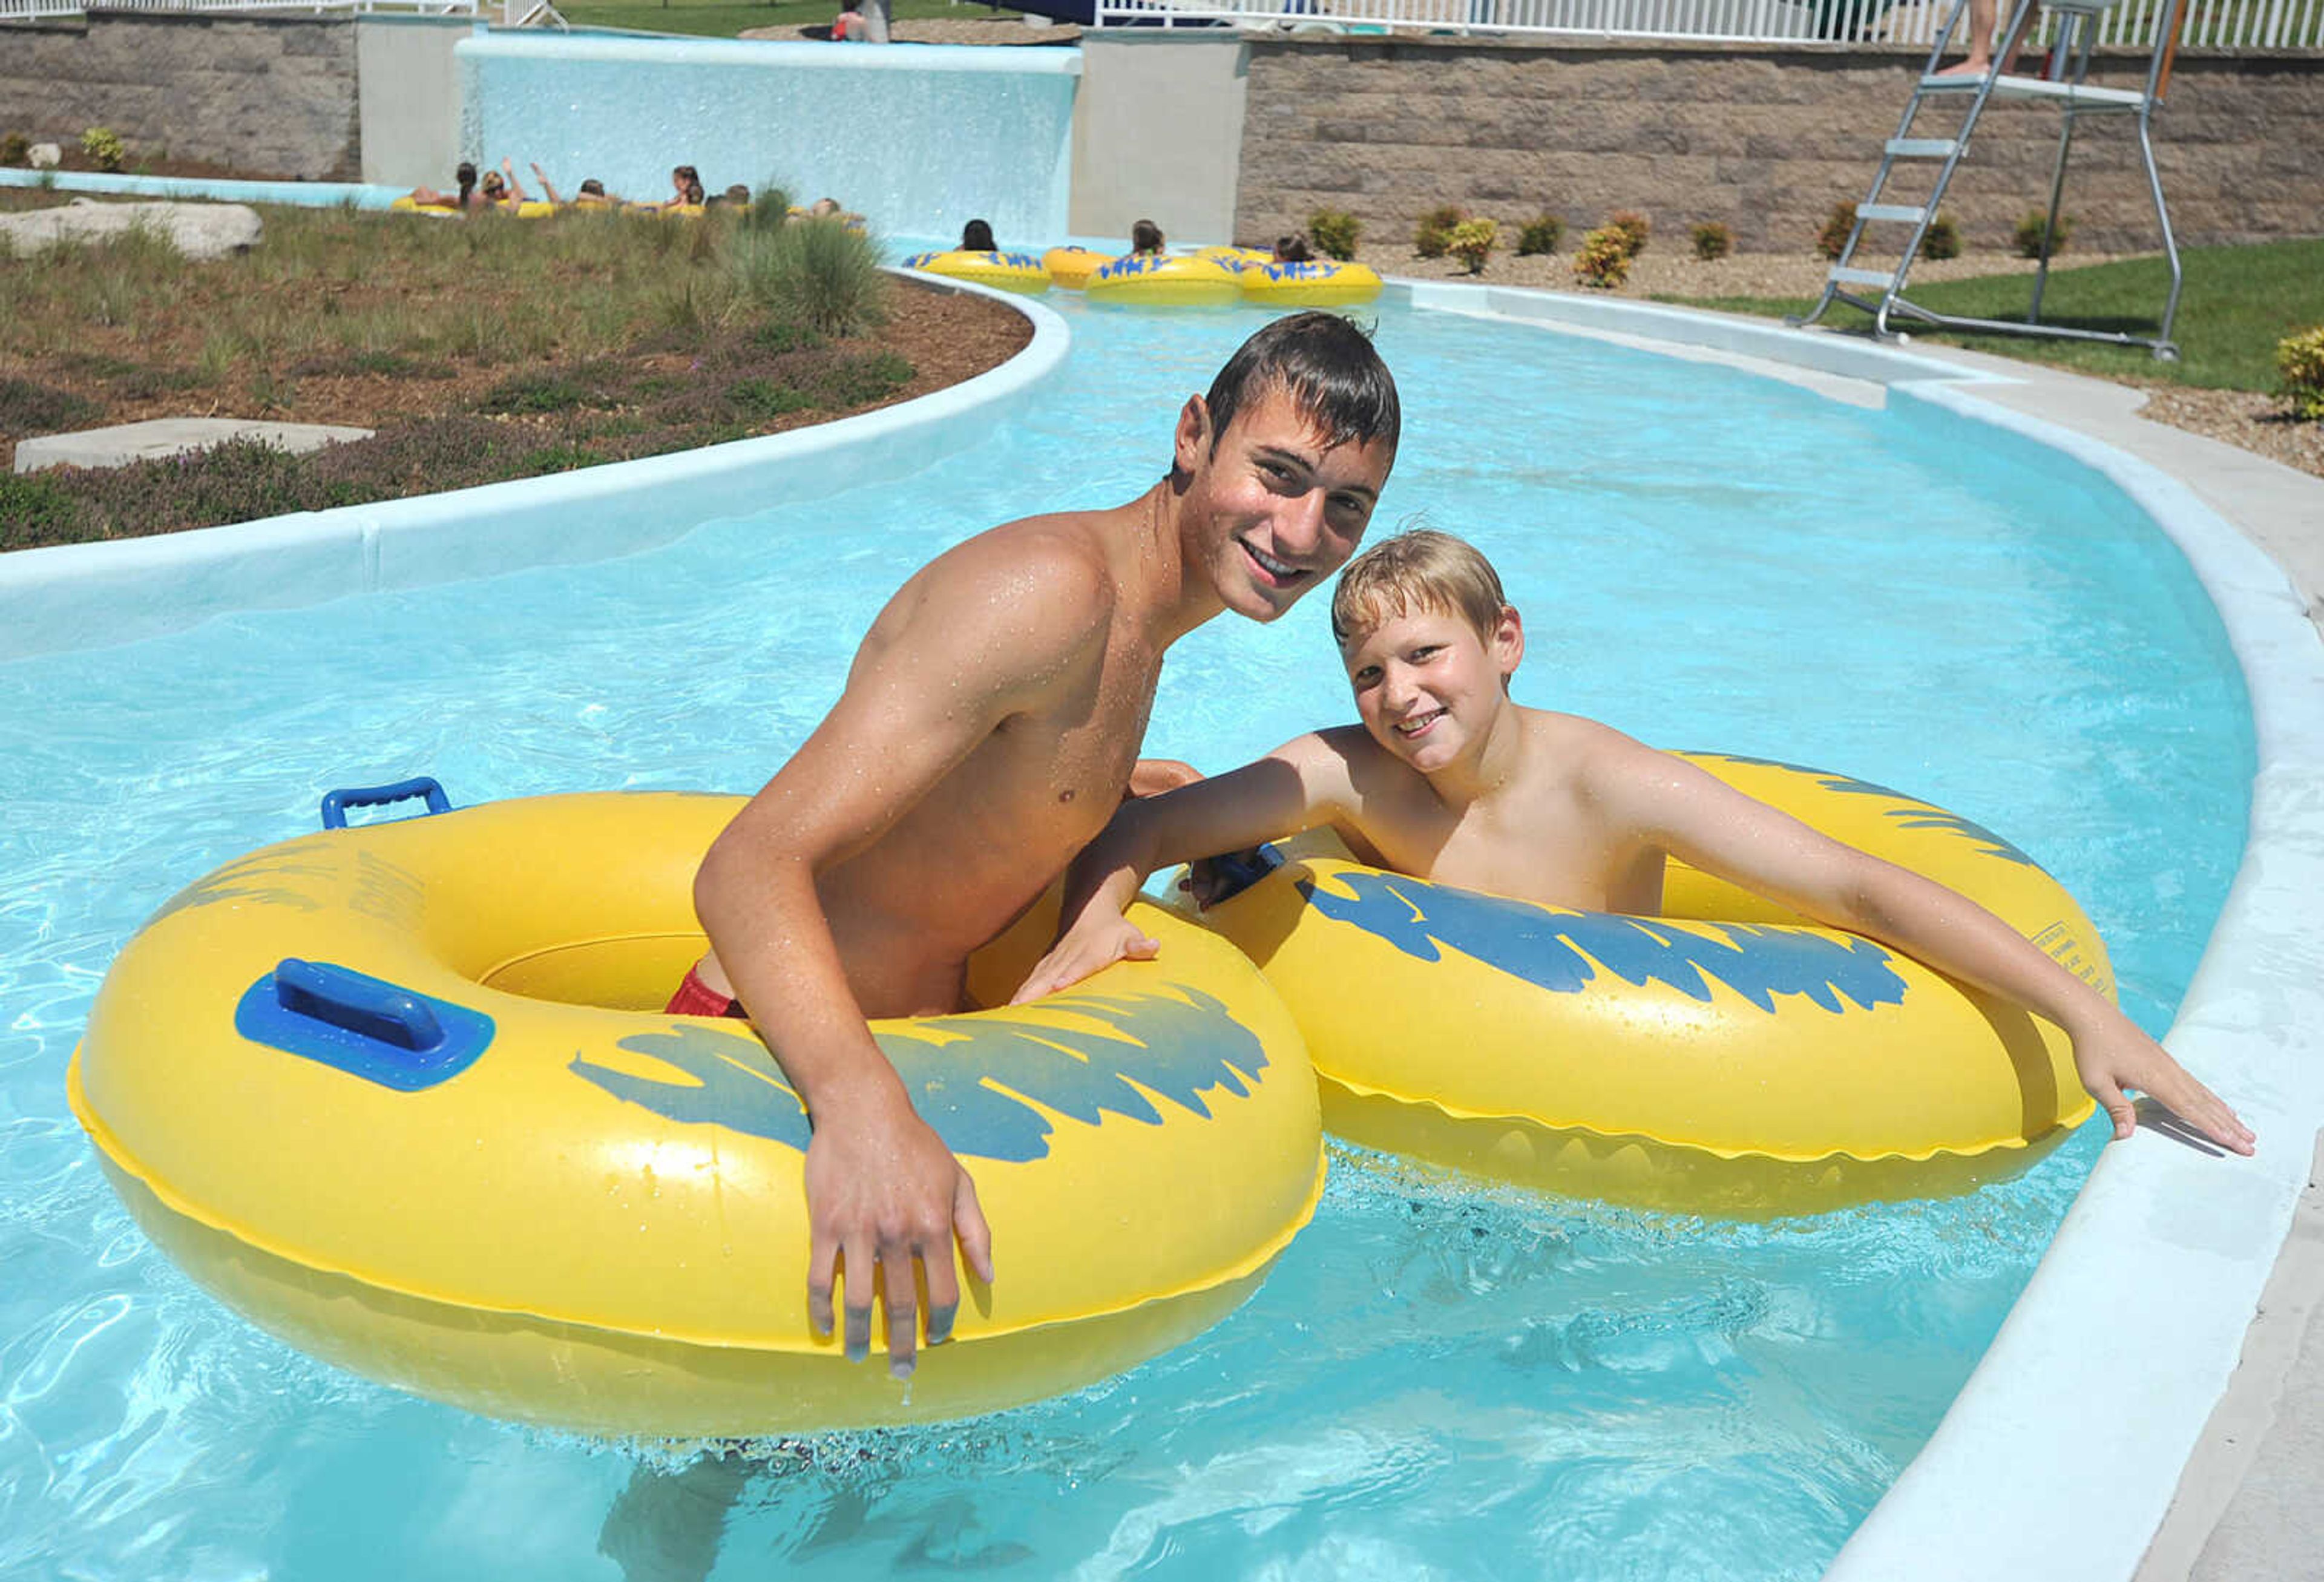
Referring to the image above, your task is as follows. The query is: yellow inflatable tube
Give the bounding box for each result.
[1085,253,1244,308]
[1042,246,1111,290]
[1191,752,2109,1214]
[1240,260,1385,307]
[70,788,1323,1437]
[901,249,1052,295]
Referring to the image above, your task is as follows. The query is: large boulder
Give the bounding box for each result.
[0,199,264,262]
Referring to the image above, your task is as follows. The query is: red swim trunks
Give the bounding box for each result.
[665,964,749,1019]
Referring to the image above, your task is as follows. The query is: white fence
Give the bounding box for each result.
[2,0,481,19]
[1094,0,2323,48]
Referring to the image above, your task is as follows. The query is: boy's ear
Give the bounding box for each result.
[1494,605,1525,681]
[1172,395,1212,477]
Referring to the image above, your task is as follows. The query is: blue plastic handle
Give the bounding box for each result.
[320,776,451,830]
[272,957,445,1051]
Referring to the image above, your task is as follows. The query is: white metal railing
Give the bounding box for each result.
[3,0,481,18]
[1094,0,2322,47]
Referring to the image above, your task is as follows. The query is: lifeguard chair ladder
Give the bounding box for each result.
[1793,0,2193,361]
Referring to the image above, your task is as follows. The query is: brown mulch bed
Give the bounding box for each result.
[0,278,1029,477]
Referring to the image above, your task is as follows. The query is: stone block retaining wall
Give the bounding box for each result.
[1234,39,2324,257]
[0,13,360,182]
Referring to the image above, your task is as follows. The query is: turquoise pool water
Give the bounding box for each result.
[0,296,2252,1580]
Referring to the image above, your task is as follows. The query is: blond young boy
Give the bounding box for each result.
[1015,530,2254,1157]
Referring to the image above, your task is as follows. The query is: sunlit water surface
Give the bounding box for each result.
[0,296,2251,1581]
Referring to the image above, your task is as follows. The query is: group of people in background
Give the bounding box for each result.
[405,159,858,222]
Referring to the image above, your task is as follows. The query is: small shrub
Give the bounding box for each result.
[1607,210,1651,258]
[79,126,126,172]
[1446,217,1498,276]
[1515,214,1564,256]
[0,471,90,551]
[1572,227,1632,290]
[809,349,913,409]
[1690,222,1733,262]
[0,132,28,167]
[1307,207,1361,261]
[2014,209,2075,258]
[2277,325,2324,421]
[1920,210,1963,261]
[726,376,818,420]
[0,377,101,437]
[1815,201,1859,261]
[1414,203,1465,260]
[476,363,627,415]
[750,320,827,355]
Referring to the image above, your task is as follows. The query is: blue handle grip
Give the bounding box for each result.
[272,957,445,1051]
[320,776,451,830]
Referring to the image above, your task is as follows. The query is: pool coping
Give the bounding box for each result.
[0,269,1071,663]
[8,265,2317,1575]
[1393,280,2324,1582]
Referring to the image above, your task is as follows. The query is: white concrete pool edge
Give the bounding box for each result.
[1391,280,2324,1581]
[0,273,1069,663]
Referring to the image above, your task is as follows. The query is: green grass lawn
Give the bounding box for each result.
[557,0,1028,38]
[1657,237,2324,394]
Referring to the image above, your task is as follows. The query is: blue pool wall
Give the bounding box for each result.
[456,34,1080,243]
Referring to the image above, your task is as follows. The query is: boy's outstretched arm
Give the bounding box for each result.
[1011,741,1346,1003]
[1599,744,2256,1156]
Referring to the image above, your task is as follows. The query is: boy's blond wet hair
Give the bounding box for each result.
[1331,530,1510,647]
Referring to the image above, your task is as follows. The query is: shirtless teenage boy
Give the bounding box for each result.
[676,312,1401,1376]
[1015,530,2254,1158]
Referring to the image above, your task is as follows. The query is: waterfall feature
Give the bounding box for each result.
[457,34,1079,245]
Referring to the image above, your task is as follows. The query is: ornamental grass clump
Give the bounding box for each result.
[0,133,28,167]
[1920,211,1963,261]
[2014,209,2076,258]
[1516,214,1564,256]
[1607,210,1651,258]
[1307,208,1361,261]
[1446,217,1498,276]
[2278,325,2324,421]
[731,215,889,338]
[1414,204,1465,260]
[1690,222,1733,261]
[1572,226,1632,289]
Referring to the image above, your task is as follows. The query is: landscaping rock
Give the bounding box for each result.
[27,143,60,169]
[14,418,372,475]
[0,199,263,262]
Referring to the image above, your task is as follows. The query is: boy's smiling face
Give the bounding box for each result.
[1341,602,1522,774]
[1175,387,1393,624]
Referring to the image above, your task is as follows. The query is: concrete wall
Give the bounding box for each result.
[356,15,471,191]
[1070,32,1247,244]
[1231,38,2324,256]
[0,12,361,182]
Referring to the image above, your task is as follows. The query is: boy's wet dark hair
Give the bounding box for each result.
[1203,310,1400,462]
[1131,218,1165,255]
[960,218,996,252]
[578,178,605,197]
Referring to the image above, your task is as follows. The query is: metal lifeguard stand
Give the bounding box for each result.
[1794,0,2195,360]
